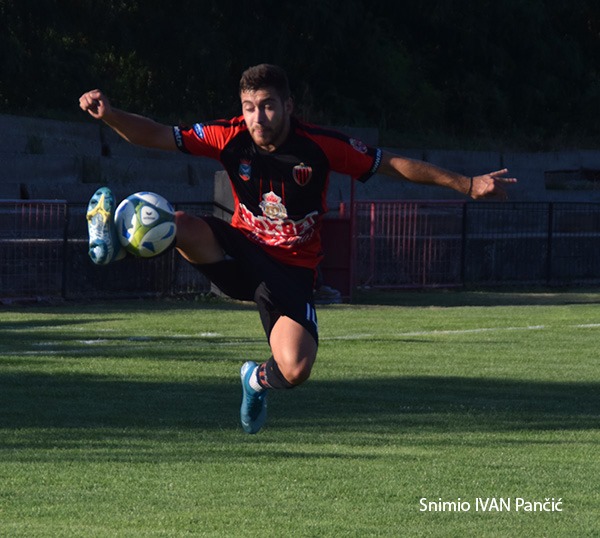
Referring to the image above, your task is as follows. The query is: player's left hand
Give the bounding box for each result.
[470,169,517,200]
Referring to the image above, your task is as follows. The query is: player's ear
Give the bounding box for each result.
[284,97,294,115]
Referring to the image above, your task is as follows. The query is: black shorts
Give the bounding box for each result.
[191,217,319,344]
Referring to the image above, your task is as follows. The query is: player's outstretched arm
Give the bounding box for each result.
[378,150,517,200]
[78,89,176,151]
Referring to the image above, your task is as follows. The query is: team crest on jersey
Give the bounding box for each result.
[349,138,368,154]
[293,163,313,186]
[259,191,288,220]
[239,160,251,181]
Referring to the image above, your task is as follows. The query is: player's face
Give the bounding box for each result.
[241,87,292,152]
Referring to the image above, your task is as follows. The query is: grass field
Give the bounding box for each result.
[1,291,599,537]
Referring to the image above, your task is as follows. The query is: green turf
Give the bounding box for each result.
[1,292,599,537]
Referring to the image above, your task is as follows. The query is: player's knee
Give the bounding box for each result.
[278,357,314,386]
[268,315,318,387]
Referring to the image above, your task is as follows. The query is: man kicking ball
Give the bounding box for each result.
[81,63,516,434]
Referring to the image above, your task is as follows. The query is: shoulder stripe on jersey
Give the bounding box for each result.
[295,121,349,143]
[177,118,246,132]
[202,118,246,128]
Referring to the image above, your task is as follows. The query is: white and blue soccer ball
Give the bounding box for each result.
[115,192,176,257]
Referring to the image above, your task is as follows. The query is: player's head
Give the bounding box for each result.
[239,64,293,152]
[239,63,291,102]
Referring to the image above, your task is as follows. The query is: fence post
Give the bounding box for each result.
[61,203,70,299]
[369,202,376,285]
[460,202,468,287]
[546,202,554,285]
[348,200,357,300]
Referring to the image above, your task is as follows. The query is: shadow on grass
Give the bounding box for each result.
[0,309,268,362]
[0,317,119,332]
[1,372,598,439]
[0,332,267,362]
[352,289,600,307]
[2,298,257,315]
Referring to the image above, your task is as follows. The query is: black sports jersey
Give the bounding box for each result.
[174,116,382,268]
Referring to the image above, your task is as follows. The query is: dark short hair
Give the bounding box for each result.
[239,64,291,101]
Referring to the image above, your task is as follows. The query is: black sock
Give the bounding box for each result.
[257,357,295,389]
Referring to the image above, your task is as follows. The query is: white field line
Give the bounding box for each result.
[323,325,547,340]
[3,324,598,355]
[323,323,600,340]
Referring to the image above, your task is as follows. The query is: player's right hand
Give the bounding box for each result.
[79,89,111,119]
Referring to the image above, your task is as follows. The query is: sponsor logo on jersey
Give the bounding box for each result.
[293,163,313,186]
[259,191,288,220]
[349,138,368,154]
[238,193,319,248]
[239,160,251,181]
[193,123,205,139]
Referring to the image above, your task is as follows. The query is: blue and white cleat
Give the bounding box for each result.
[240,361,268,434]
[86,187,125,265]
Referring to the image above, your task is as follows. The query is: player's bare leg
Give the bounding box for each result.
[173,211,318,434]
[269,316,317,384]
[173,211,224,264]
[241,316,317,434]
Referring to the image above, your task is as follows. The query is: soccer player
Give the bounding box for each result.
[79,64,516,434]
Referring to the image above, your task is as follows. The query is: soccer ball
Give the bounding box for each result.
[115,192,176,257]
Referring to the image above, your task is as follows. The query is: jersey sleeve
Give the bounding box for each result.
[301,124,382,182]
[172,117,245,160]
[338,138,383,183]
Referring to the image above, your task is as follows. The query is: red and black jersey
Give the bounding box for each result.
[173,116,382,269]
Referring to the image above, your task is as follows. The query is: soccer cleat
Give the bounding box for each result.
[240,361,268,434]
[86,187,125,265]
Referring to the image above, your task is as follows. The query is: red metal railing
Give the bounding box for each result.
[351,200,465,289]
[2,200,600,301]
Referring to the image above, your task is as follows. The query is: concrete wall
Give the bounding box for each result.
[0,113,222,203]
[2,113,600,206]
[331,148,600,207]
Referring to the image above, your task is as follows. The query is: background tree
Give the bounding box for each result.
[0,0,598,149]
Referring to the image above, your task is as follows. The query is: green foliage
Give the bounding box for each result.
[0,0,598,147]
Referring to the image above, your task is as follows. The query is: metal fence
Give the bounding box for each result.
[2,199,600,301]
[0,200,213,301]
[0,200,67,299]
[352,201,464,288]
[351,200,600,288]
